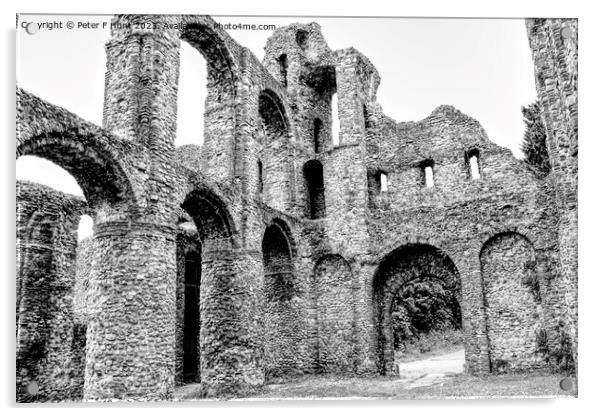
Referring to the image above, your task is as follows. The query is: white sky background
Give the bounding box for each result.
[16,14,537,200]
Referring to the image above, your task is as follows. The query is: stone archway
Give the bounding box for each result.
[480,232,545,372]
[258,90,291,211]
[262,219,305,379]
[16,90,136,212]
[373,244,463,375]
[178,19,240,182]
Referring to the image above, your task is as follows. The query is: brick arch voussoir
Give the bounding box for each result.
[313,253,353,276]
[16,132,140,211]
[478,228,537,261]
[178,16,241,92]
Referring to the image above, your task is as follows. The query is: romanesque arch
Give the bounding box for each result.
[303,160,325,219]
[17,137,131,208]
[180,19,238,100]
[262,219,304,378]
[313,254,357,373]
[181,187,235,251]
[480,232,545,372]
[17,90,135,210]
[372,244,462,375]
[258,89,291,211]
[177,19,240,182]
[179,185,251,393]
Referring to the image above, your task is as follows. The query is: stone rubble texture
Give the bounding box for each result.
[15,15,577,401]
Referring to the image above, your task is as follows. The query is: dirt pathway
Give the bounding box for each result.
[174,348,467,400]
[396,347,465,388]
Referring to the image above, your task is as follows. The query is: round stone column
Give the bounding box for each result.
[83,221,177,401]
[199,249,264,397]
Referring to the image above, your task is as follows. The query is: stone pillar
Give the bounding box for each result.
[455,251,491,374]
[526,18,578,368]
[199,249,264,397]
[353,261,380,375]
[83,221,177,401]
[324,50,371,255]
[318,49,375,375]
[102,15,180,145]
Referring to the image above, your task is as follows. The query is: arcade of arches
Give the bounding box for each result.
[15,15,577,401]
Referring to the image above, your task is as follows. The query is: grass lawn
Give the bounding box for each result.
[239,372,577,400]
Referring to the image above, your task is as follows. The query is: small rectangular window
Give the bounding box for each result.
[332,93,340,146]
[424,165,434,187]
[380,172,388,192]
[469,154,480,179]
[258,160,263,193]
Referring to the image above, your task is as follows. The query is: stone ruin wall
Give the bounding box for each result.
[526,17,578,367]
[16,181,87,402]
[15,15,577,401]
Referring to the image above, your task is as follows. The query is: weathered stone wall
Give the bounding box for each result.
[313,255,358,374]
[16,14,577,402]
[361,99,565,374]
[526,18,578,368]
[16,181,87,402]
[480,232,546,372]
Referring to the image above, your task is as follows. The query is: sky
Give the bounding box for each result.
[16,14,537,208]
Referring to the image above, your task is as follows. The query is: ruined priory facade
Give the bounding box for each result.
[16,15,577,401]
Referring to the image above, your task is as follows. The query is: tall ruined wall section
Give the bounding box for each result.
[16,181,87,402]
[526,18,578,366]
[262,25,377,375]
[363,102,563,373]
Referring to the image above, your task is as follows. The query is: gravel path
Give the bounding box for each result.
[396,348,465,388]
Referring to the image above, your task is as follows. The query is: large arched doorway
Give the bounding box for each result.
[373,244,463,375]
[15,126,133,401]
[480,232,545,372]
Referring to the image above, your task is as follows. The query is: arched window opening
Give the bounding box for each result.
[176,41,207,147]
[277,54,288,87]
[466,149,481,180]
[379,171,389,192]
[77,215,93,242]
[182,250,201,383]
[303,160,326,219]
[332,93,340,147]
[296,30,309,50]
[313,118,323,153]
[258,90,289,211]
